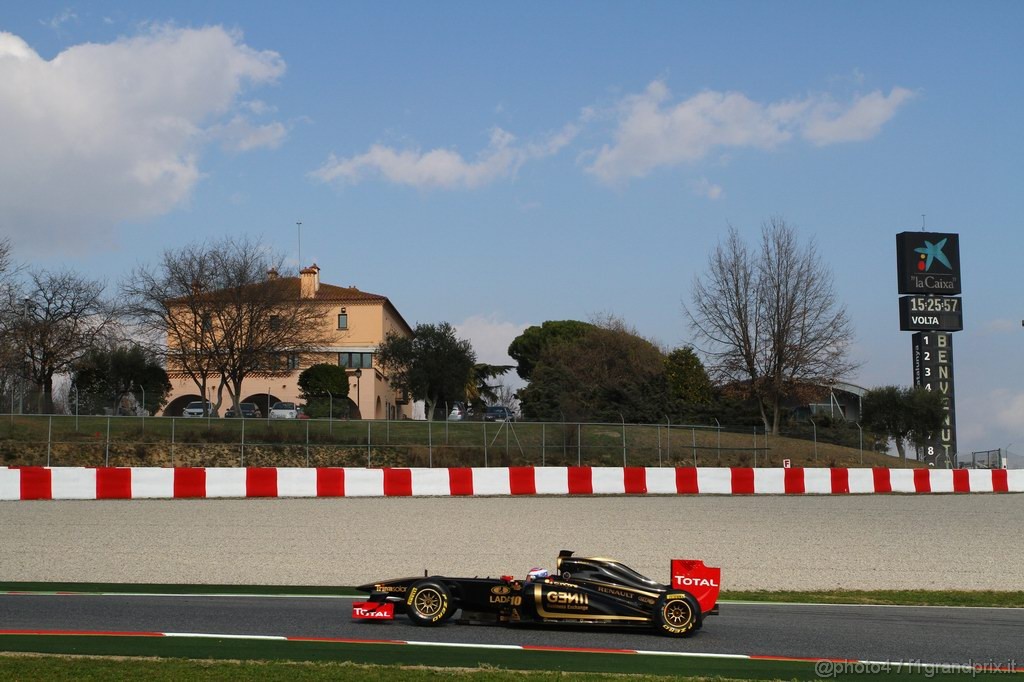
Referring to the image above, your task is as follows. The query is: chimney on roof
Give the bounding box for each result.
[300,264,320,298]
[267,268,279,280]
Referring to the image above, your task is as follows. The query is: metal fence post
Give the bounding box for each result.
[809,418,817,462]
[105,417,111,467]
[47,415,52,467]
[483,422,488,467]
[714,417,721,465]
[541,423,545,467]
[857,421,863,464]
[171,417,175,467]
[305,419,310,468]
[666,416,671,464]
[367,420,372,466]
[657,425,662,467]
[577,423,581,467]
[692,427,697,467]
[753,426,757,468]
[619,413,626,467]
[241,417,245,467]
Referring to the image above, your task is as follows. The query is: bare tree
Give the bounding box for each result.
[122,237,329,416]
[2,269,119,413]
[0,239,20,408]
[686,218,857,434]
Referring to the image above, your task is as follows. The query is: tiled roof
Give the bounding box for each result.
[268,277,388,302]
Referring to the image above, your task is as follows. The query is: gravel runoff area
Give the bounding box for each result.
[1,495,1021,591]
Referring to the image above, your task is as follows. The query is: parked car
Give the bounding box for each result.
[269,401,300,419]
[225,402,261,418]
[182,401,217,418]
[448,405,464,421]
[483,405,515,422]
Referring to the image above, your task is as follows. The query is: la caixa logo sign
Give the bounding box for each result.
[896,232,961,295]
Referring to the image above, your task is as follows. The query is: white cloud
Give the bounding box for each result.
[209,115,288,152]
[0,26,285,251]
[454,314,529,386]
[586,80,914,184]
[42,9,77,31]
[692,177,724,201]
[312,121,581,190]
[980,318,1022,335]
[803,87,915,145]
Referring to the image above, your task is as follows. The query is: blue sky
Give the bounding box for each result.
[2,2,1022,457]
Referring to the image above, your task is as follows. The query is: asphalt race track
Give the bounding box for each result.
[0,593,1020,666]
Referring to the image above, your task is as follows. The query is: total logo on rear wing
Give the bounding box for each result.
[669,559,721,614]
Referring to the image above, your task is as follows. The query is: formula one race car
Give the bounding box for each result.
[353,550,720,637]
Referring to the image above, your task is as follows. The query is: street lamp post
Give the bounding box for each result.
[326,389,333,435]
[20,297,30,415]
[354,369,362,419]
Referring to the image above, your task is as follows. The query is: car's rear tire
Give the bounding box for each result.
[405,579,454,626]
[653,593,701,637]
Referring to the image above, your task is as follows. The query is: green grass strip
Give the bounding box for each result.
[720,590,1024,608]
[0,653,748,682]
[0,582,362,597]
[0,635,1010,681]
[3,582,1022,608]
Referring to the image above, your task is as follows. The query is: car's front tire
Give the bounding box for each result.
[653,592,701,637]
[405,579,454,626]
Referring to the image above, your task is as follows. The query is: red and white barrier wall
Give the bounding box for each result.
[1,466,1020,500]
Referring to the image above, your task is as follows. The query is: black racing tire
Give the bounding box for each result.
[653,592,701,637]
[405,579,454,626]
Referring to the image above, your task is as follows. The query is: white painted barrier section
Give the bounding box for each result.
[131,467,175,499]
[696,468,733,495]
[534,467,568,495]
[345,468,384,497]
[51,468,96,500]
[591,467,626,495]
[277,468,317,498]
[410,468,450,497]
[804,468,834,495]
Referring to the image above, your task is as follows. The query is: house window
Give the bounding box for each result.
[338,352,372,369]
[201,313,212,332]
[337,309,348,329]
[270,315,282,331]
[287,353,300,370]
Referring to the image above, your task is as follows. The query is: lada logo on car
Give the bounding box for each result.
[490,585,511,596]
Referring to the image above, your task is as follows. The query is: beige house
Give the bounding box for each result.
[164,265,413,419]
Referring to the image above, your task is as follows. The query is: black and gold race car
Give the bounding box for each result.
[353,550,720,637]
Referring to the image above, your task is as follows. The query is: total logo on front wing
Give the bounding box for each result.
[352,602,394,620]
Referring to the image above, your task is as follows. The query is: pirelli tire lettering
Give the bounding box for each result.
[405,579,454,626]
[654,593,700,637]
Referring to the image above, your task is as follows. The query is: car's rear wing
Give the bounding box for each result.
[670,559,721,614]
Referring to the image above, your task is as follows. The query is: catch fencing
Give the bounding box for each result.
[0,414,798,469]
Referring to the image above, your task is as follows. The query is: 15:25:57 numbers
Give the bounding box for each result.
[908,296,959,313]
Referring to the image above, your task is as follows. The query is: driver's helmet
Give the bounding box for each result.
[526,567,550,582]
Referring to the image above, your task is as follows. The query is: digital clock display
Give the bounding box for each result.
[899,295,963,331]
[905,296,960,313]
